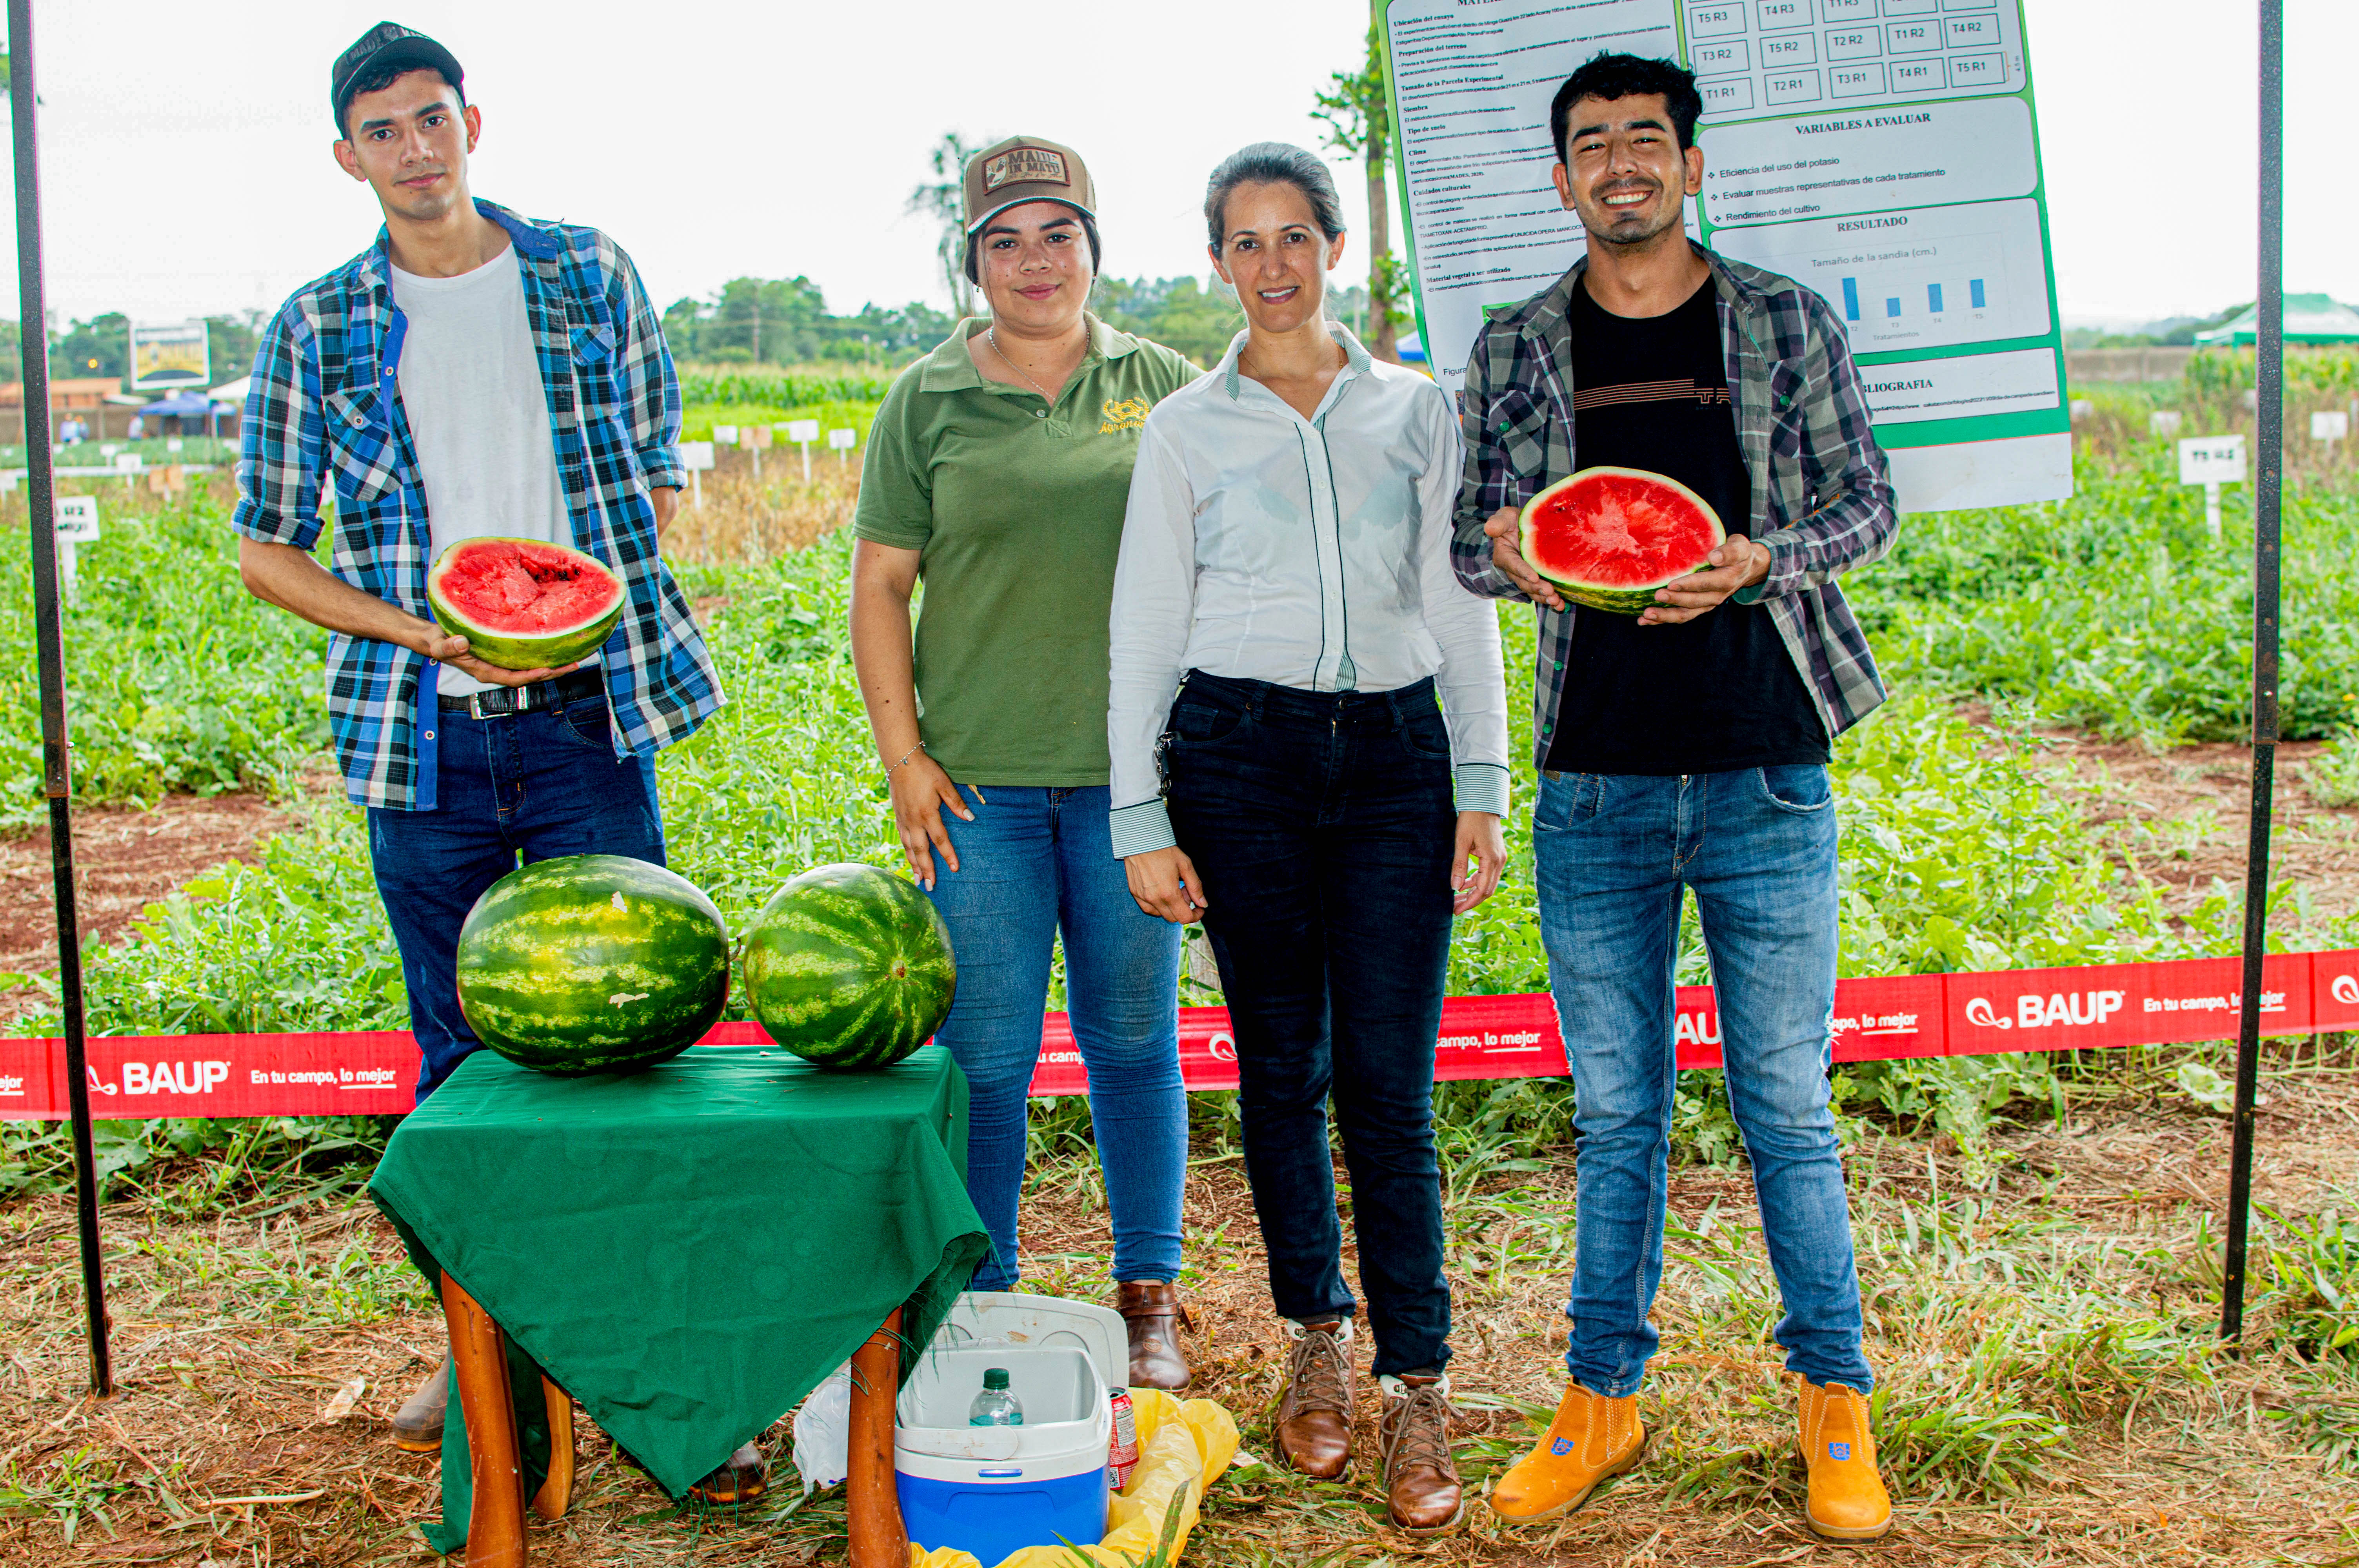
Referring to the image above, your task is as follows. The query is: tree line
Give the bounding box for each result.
[661,274,1372,373]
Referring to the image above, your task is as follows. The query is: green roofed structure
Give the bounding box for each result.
[2193,294,2359,347]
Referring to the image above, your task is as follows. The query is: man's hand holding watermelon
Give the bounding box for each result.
[1480,505,1768,625]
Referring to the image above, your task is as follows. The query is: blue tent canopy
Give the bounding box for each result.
[136,391,223,418]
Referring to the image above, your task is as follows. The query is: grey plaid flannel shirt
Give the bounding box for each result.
[1452,248,1897,768]
[233,200,720,811]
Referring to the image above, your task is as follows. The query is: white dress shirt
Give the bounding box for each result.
[1106,323,1510,858]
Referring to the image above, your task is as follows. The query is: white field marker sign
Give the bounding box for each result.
[678,440,716,506]
[113,451,143,488]
[787,419,820,482]
[828,427,857,467]
[2313,410,2349,446]
[745,422,772,481]
[713,425,740,446]
[55,494,99,605]
[2150,410,2184,437]
[2178,434,2246,541]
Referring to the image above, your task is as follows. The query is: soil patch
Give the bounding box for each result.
[7,1084,2359,1565]
[1957,711,2359,934]
[0,794,289,1028]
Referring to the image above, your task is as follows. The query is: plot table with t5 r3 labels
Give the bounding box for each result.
[369,1044,990,1566]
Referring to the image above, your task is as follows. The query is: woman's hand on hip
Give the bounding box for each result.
[1124,846,1210,924]
[890,752,979,890]
[1452,810,1506,914]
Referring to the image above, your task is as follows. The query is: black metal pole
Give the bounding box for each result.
[2221,0,2284,1350]
[9,0,110,1394]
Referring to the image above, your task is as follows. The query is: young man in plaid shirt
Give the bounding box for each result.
[231,23,757,1500]
[1456,54,1897,1541]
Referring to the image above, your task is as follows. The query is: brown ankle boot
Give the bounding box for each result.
[1379,1373,1463,1533]
[686,1441,769,1507]
[390,1358,448,1453]
[1274,1319,1355,1479]
[1116,1280,1193,1390]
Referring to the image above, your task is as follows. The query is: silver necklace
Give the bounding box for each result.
[987,326,1071,401]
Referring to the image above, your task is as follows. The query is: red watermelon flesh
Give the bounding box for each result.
[426,537,626,670]
[1519,467,1727,615]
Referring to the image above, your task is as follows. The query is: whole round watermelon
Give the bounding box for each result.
[741,863,956,1071]
[455,854,730,1076]
[1519,466,1726,614]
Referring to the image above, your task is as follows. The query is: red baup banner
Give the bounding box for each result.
[4,951,2353,1121]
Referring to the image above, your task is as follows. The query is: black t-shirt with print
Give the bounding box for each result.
[1542,274,1830,775]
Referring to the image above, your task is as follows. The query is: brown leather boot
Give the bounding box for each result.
[686,1441,769,1507]
[1273,1318,1355,1479]
[1379,1373,1463,1533]
[1116,1280,1193,1391]
[390,1359,448,1454]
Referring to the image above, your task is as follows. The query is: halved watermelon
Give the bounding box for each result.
[427,537,625,670]
[1519,467,1727,614]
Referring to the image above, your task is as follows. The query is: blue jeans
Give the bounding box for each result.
[926,784,1185,1288]
[369,692,666,1098]
[1165,671,1456,1378]
[1534,766,1872,1396]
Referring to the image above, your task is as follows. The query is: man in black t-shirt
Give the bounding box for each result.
[1452,53,1899,1543]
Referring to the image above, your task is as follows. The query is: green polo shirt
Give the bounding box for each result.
[855,315,1201,787]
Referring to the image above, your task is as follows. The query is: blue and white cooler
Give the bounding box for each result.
[894,1292,1125,1564]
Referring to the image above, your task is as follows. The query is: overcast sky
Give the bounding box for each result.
[0,0,2346,339]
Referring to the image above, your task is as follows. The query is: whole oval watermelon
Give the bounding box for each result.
[455,854,730,1076]
[741,862,956,1071]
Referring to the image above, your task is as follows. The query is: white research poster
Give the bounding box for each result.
[1383,0,2071,512]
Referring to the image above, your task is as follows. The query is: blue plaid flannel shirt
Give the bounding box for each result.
[1452,247,1897,767]
[233,200,722,811]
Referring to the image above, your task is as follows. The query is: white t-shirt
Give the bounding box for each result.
[389,245,588,696]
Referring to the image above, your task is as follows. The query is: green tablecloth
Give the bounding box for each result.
[369,1043,989,1551]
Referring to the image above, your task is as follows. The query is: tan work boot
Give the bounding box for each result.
[390,1359,449,1453]
[1798,1378,1892,1541]
[1488,1380,1645,1523]
[1378,1373,1463,1533]
[1273,1318,1355,1479]
[1116,1279,1193,1391]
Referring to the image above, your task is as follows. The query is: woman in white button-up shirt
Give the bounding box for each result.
[1104,144,1510,1530]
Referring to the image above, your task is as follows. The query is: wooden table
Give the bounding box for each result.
[442,1274,909,1568]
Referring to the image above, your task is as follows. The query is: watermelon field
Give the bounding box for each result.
[7,358,2359,1563]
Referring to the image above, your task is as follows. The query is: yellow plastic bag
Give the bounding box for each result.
[908,1390,1240,1568]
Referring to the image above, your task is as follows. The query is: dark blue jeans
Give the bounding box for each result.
[1165,670,1456,1377]
[368,691,666,1098]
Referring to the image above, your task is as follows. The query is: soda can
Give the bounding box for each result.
[1107,1386,1139,1490]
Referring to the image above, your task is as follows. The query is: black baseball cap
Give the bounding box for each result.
[331,22,465,137]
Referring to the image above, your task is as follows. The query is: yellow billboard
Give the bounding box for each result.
[129,319,209,389]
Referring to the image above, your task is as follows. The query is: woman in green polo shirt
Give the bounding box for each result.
[849,135,1202,1389]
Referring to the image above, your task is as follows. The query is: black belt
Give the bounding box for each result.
[438,667,605,719]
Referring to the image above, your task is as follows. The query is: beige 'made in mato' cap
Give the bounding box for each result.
[963,134,1097,233]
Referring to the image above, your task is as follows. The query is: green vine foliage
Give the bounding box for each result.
[1,457,2325,1193]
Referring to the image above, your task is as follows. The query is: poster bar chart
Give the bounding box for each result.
[1841,274,1988,323]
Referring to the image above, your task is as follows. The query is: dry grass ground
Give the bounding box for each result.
[660,455,861,568]
[8,1067,2359,1567]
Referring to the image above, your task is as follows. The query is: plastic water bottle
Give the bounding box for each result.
[968,1367,1024,1426]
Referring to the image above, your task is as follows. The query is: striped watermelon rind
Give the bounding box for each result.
[741,862,957,1071]
[1519,466,1727,615]
[455,854,731,1076]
